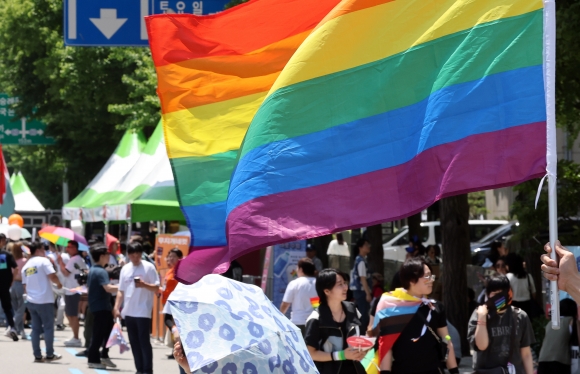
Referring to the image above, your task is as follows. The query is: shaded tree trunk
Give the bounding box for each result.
[366,224,384,277]
[440,194,470,356]
[312,234,333,268]
[408,212,422,243]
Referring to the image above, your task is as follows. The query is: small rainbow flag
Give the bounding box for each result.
[310,297,320,309]
[373,289,422,362]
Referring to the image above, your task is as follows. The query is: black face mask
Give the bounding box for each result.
[486,291,508,316]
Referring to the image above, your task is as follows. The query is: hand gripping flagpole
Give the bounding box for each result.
[544,0,559,329]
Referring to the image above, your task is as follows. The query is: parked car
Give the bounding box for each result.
[383,220,509,262]
[470,221,519,265]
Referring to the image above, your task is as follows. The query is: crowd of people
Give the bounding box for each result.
[0,233,181,374]
[274,235,579,374]
[3,228,580,374]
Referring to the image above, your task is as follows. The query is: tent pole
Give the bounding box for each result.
[126,220,131,247]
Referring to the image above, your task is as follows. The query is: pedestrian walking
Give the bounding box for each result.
[468,274,534,374]
[425,245,442,266]
[374,257,458,374]
[114,242,160,374]
[280,257,318,336]
[538,298,578,374]
[305,268,366,374]
[0,234,19,341]
[327,233,350,270]
[86,244,118,369]
[505,253,537,319]
[306,244,323,274]
[21,242,63,362]
[350,238,372,331]
[57,240,88,347]
[8,242,27,339]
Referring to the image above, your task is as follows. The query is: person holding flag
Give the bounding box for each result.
[371,258,458,374]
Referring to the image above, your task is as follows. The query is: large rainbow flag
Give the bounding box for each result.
[147,0,340,283]
[224,0,549,254]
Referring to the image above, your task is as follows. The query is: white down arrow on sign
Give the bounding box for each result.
[90,9,127,39]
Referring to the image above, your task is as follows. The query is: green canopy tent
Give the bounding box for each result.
[62,130,146,221]
[105,122,185,223]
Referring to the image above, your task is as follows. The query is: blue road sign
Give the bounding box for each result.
[64,0,231,47]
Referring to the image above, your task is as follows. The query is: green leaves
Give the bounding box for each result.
[511,160,580,249]
[0,0,159,207]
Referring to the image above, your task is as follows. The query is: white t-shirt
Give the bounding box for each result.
[327,240,350,257]
[119,261,160,318]
[282,276,318,325]
[22,256,56,304]
[507,273,536,302]
[63,254,88,295]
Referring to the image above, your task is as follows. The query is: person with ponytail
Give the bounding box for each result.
[305,268,366,374]
[467,275,534,374]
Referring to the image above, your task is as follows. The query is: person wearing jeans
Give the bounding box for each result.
[21,242,63,362]
[87,244,118,369]
[9,242,27,338]
[349,238,372,332]
[114,242,160,374]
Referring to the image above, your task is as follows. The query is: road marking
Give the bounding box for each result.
[94,369,109,374]
[65,347,85,359]
[69,369,84,374]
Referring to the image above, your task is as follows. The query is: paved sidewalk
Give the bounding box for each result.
[0,325,180,374]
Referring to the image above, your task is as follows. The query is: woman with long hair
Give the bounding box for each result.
[8,241,27,338]
[304,268,366,374]
[505,253,536,317]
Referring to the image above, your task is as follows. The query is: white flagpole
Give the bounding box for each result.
[544,0,559,329]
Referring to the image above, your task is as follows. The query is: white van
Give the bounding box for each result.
[383,220,508,262]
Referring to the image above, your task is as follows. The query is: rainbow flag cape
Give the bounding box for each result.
[146,0,340,283]
[373,289,422,361]
[224,0,548,254]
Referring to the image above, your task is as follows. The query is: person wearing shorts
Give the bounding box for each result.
[57,240,87,347]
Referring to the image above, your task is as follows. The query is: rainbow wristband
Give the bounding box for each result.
[332,351,346,361]
[171,326,178,334]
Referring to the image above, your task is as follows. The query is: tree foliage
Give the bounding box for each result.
[468,191,488,219]
[0,0,159,208]
[556,0,580,141]
[511,160,580,249]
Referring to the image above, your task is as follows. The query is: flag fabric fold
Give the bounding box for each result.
[146,0,341,283]
[224,0,547,254]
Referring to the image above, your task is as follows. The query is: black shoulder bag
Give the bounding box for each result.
[416,308,448,362]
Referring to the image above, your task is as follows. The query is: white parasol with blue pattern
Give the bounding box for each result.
[168,274,319,374]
